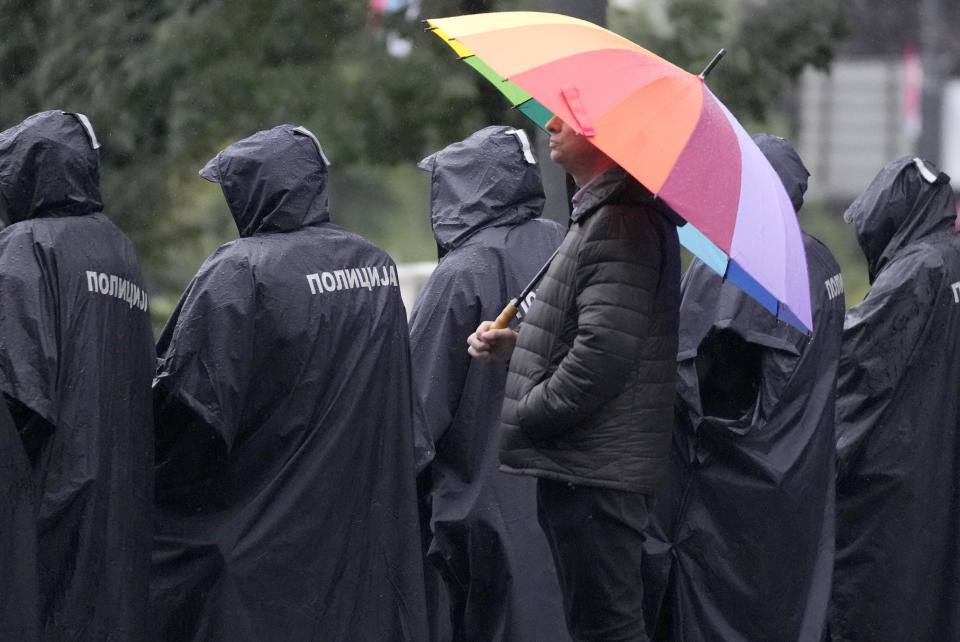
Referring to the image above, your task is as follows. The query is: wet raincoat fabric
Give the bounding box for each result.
[643,134,844,641]
[150,125,427,642]
[0,394,39,641]
[0,110,155,640]
[410,126,570,641]
[830,157,960,642]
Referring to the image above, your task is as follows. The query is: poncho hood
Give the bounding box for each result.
[419,126,545,253]
[843,156,954,283]
[752,132,809,213]
[199,124,331,237]
[0,110,103,223]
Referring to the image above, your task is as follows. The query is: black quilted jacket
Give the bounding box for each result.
[499,166,681,492]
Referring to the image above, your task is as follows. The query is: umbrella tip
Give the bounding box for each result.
[698,48,726,81]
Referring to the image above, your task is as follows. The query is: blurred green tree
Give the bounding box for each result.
[609,0,847,125]
[609,0,861,302]
[0,0,851,326]
[0,0,517,325]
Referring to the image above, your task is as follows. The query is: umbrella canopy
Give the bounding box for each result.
[426,11,812,332]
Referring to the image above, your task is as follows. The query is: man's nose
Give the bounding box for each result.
[545,115,562,134]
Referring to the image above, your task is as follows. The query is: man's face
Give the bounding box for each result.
[546,116,587,171]
[545,115,612,183]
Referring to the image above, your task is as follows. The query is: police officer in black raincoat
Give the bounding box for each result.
[0,110,155,640]
[150,124,427,641]
[830,157,960,641]
[410,126,570,642]
[643,134,844,641]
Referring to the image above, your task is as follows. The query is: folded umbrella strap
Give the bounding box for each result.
[561,85,596,137]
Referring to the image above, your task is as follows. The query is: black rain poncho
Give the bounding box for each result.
[0,394,38,641]
[830,157,960,641]
[150,124,427,641]
[0,110,155,640]
[410,126,570,641]
[643,135,844,641]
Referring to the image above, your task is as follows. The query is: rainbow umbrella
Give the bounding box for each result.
[426,11,812,332]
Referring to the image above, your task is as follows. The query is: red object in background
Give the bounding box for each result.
[370,0,407,12]
[903,46,922,141]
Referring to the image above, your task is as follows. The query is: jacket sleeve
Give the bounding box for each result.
[517,205,664,436]
[408,256,481,471]
[835,249,940,480]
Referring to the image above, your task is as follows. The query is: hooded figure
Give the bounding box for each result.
[642,134,844,641]
[0,110,155,640]
[410,126,569,641]
[830,157,960,642]
[150,124,427,642]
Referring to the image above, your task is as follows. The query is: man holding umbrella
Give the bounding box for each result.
[468,114,683,640]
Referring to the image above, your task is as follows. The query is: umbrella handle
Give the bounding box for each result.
[491,299,518,329]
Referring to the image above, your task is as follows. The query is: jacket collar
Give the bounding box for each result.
[570,165,682,226]
[569,166,629,223]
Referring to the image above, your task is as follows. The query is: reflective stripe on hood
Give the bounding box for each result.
[844,156,954,283]
[199,124,331,237]
[0,110,103,223]
[418,125,545,252]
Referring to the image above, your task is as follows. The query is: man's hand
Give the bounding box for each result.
[467,321,517,362]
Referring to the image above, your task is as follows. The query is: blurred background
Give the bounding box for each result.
[2,0,959,332]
